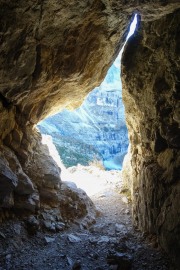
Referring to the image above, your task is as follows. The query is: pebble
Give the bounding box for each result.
[115,223,125,232]
[99,194,106,198]
[98,236,110,243]
[11,240,19,249]
[13,224,22,235]
[67,234,81,243]
[0,232,6,239]
[122,197,128,204]
[56,222,65,231]
[6,254,11,260]
[26,216,39,234]
[43,221,56,232]
[44,236,55,243]
[67,256,73,266]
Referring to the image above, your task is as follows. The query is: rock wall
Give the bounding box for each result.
[0,96,62,210]
[0,0,131,224]
[0,99,96,228]
[121,10,180,266]
[0,0,180,266]
[0,0,131,123]
[0,1,179,122]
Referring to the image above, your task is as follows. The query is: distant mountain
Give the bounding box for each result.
[38,54,129,170]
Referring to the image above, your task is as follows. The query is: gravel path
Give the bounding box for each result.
[0,168,172,270]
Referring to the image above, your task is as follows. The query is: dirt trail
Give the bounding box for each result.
[0,168,171,270]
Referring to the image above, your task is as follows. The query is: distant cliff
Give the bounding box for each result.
[38,54,129,169]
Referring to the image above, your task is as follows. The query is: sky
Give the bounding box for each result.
[114,13,138,68]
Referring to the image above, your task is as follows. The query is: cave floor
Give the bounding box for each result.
[0,170,171,270]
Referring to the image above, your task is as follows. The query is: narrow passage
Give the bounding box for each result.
[0,167,170,270]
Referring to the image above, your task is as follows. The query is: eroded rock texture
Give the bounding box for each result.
[0,1,179,122]
[0,101,96,228]
[0,0,179,267]
[0,0,130,123]
[122,10,180,266]
[0,0,135,229]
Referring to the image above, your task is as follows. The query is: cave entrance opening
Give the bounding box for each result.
[38,14,137,195]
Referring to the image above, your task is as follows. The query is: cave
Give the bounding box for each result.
[0,1,179,268]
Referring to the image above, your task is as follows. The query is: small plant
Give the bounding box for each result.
[88,156,105,170]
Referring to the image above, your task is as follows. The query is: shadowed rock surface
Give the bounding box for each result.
[0,0,179,268]
[121,10,180,266]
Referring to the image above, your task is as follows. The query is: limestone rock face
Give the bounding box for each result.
[121,9,180,266]
[0,154,18,207]
[0,1,179,123]
[0,0,180,266]
[0,0,127,123]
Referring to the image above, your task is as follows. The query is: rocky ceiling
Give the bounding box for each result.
[0,0,179,122]
[0,0,179,267]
